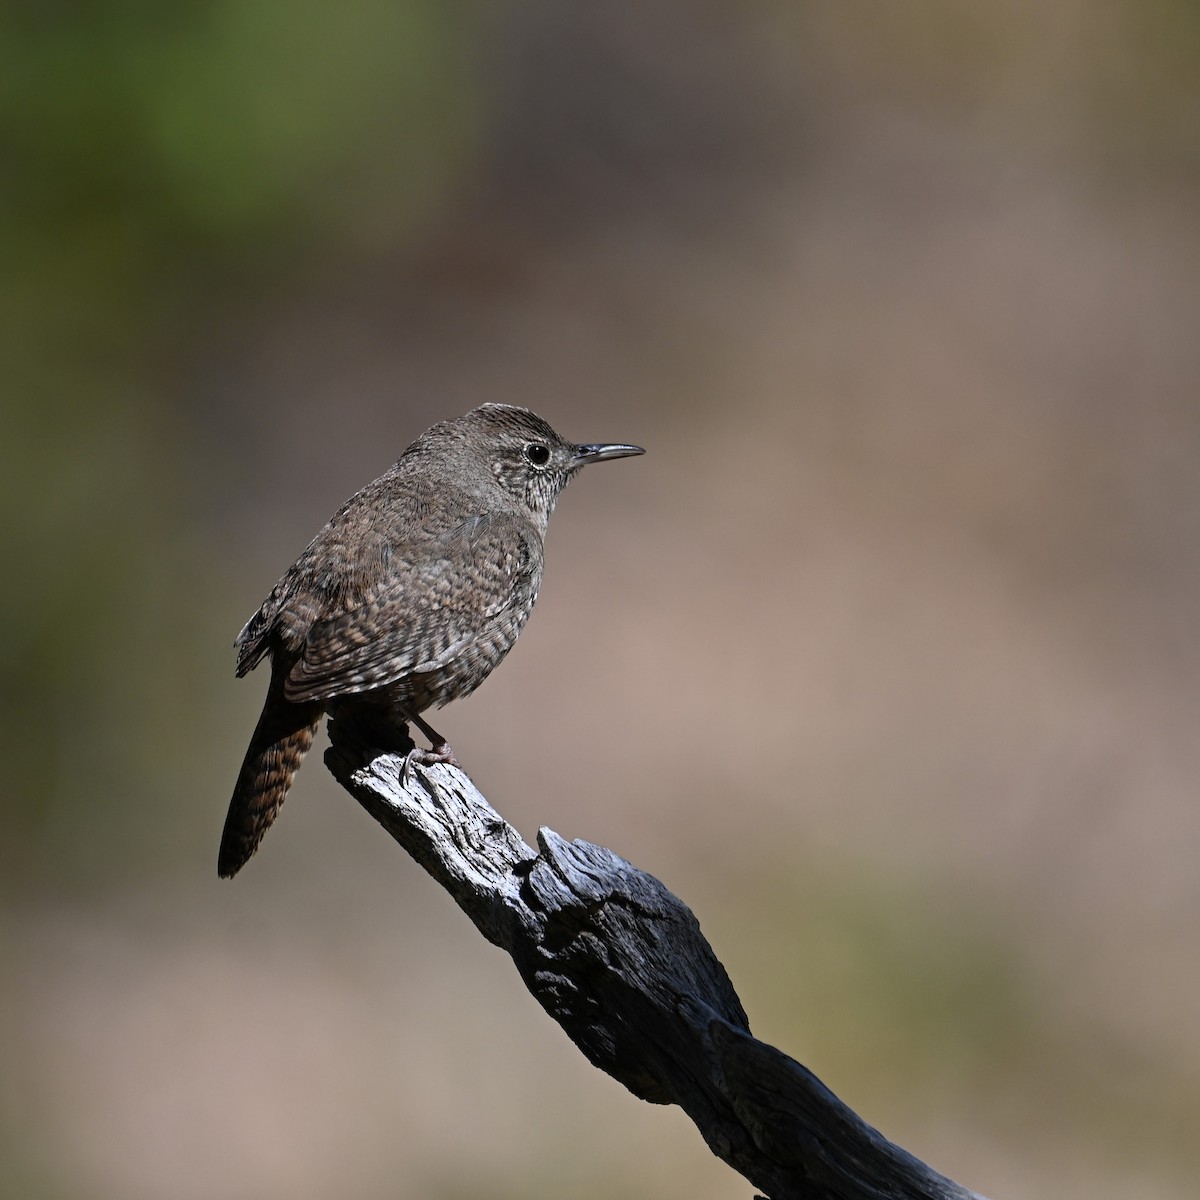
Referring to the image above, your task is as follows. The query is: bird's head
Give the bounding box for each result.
[460,404,644,528]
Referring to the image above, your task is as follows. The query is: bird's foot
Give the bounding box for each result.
[410,713,456,761]
[400,713,461,782]
[414,740,459,766]
[400,741,460,783]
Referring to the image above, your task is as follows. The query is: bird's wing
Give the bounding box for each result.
[281,512,540,703]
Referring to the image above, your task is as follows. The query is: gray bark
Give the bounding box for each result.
[324,707,988,1200]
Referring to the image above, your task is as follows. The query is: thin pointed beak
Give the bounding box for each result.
[572,442,645,466]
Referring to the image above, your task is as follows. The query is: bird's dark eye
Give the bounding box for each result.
[523,442,551,467]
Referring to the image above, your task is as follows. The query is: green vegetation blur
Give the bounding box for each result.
[2,4,1198,1200]
[1,1,477,887]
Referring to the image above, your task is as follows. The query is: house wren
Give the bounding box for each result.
[218,404,643,877]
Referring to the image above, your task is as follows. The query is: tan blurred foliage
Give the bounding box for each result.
[2,3,1198,1198]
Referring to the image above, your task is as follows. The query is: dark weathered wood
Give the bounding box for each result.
[324,707,988,1200]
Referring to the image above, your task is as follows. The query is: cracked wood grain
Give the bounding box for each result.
[324,706,987,1200]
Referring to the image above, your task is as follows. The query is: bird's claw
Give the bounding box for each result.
[400,741,460,784]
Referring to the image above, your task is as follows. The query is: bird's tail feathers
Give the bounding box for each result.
[218,686,321,878]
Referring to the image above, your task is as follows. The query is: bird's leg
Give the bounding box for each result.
[399,712,460,782]
[410,713,458,762]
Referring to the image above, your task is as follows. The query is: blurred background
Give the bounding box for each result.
[3,2,1198,1197]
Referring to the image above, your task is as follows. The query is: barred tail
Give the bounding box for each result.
[218,683,322,878]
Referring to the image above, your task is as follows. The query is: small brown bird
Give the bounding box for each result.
[218,404,643,877]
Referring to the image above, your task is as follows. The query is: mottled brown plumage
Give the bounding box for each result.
[219,404,643,877]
